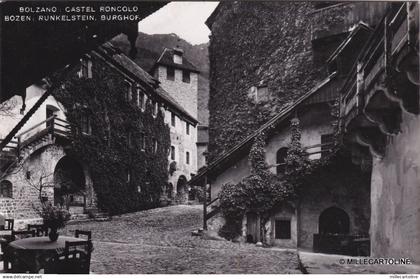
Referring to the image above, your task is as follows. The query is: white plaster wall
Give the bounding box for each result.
[163,108,197,193]
[370,111,420,263]
[210,155,251,200]
[0,85,67,143]
[157,65,198,119]
[265,107,334,174]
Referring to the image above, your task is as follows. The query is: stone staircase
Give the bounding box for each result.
[68,208,111,223]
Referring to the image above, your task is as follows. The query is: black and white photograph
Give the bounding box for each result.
[0,0,419,276]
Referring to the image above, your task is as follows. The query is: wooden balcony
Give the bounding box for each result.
[309,2,389,43]
[0,116,73,166]
[340,2,419,158]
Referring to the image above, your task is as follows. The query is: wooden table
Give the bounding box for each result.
[7,236,79,273]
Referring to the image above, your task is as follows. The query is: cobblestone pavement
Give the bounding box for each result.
[62,205,301,274]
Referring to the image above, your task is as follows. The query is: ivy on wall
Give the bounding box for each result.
[218,133,293,241]
[218,101,371,242]
[207,1,329,162]
[52,55,171,215]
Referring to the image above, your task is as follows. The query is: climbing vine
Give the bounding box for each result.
[218,99,359,243]
[218,133,293,241]
[51,55,170,215]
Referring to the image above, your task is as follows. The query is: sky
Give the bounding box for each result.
[138,2,219,45]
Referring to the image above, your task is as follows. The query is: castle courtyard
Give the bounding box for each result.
[62,205,300,274]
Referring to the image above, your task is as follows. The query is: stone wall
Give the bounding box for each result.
[298,164,371,248]
[0,143,98,229]
[370,111,420,264]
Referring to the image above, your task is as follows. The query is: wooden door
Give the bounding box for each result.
[246,212,259,243]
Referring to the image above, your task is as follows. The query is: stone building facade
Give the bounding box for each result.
[0,83,96,228]
[152,48,200,197]
[206,1,388,162]
[190,78,371,250]
[200,1,419,262]
[0,41,197,224]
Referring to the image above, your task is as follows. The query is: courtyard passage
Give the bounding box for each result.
[63,205,301,274]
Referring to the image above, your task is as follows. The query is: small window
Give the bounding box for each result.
[152,101,158,117]
[81,114,92,135]
[140,133,145,151]
[139,91,145,110]
[171,113,176,127]
[170,146,175,161]
[276,147,288,174]
[125,81,132,102]
[80,57,92,79]
[131,85,137,105]
[126,169,131,183]
[167,67,175,81]
[275,219,291,239]
[186,151,190,165]
[182,70,190,83]
[0,180,12,198]
[153,138,158,153]
[186,122,190,135]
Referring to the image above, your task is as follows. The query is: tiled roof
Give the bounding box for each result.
[97,43,198,125]
[153,48,200,73]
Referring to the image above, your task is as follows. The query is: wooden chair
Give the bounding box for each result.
[27,224,48,237]
[0,219,14,272]
[75,230,92,240]
[3,231,35,272]
[44,240,93,274]
[4,219,14,231]
[11,230,36,241]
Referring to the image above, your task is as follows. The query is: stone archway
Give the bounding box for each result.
[177,175,187,194]
[0,180,13,199]
[54,156,86,212]
[175,175,188,203]
[319,206,350,235]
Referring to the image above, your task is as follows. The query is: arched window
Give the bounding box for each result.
[0,180,13,198]
[276,147,288,174]
[319,207,350,235]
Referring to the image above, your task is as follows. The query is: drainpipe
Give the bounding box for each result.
[203,175,208,230]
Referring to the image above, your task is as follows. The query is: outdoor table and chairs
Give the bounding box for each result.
[3,229,93,274]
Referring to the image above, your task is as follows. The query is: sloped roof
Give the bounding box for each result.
[326,22,373,64]
[188,72,337,185]
[97,43,198,125]
[152,48,200,73]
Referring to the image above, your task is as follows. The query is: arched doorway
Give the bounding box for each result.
[54,156,86,211]
[0,180,13,198]
[276,147,288,174]
[176,175,187,194]
[167,183,173,199]
[319,207,350,235]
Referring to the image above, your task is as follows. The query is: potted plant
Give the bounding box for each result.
[38,203,71,241]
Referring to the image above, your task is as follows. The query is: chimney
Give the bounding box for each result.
[173,47,183,64]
